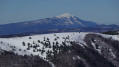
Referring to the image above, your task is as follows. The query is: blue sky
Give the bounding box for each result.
[0,0,119,25]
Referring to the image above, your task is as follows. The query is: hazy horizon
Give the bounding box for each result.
[0,0,119,25]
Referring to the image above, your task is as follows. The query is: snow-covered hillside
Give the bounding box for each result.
[0,32,88,59]
[0,32,119,67]
[0,32,119,58]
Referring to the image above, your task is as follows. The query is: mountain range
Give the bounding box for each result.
[0,13,119,67]
[0,13,119,36]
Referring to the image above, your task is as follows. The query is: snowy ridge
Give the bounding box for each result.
[100,34,119,41]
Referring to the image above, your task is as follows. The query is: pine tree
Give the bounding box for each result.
[29,37,32,39]
[54,34,56,36]
[41,50,45,55]
[33,41,35,44]
[19,49,21,51]
[26,47,30,50]
[47,38,49,41]
[22,41,25,46]
[49,42,51,48]
[38,40,40,43]
[44,37,46,41]
[27,43,30,46]
[54,38,57,41]
[1,41,2,43]
[33,49,36,52]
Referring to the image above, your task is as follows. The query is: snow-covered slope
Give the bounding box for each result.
[0,32,119,67]
[0,32,119,58]
[0,32,87,58]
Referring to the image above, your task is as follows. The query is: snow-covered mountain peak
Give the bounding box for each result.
[56,13,74,18]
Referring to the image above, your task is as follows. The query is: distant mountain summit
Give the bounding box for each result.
[56,13,74,18]
[55,13,98,27]
[0,13,118,36]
